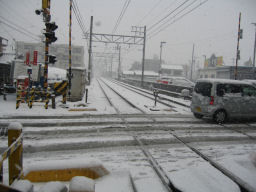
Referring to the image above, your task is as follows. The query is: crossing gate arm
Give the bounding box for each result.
[0,123,23,185]
[0,133,23,167]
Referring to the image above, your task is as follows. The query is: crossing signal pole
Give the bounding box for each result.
[68,0,72,99]
[36,0,58,90]
[235,12,242,80]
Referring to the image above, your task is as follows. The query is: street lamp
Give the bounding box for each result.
[159,41,166,76]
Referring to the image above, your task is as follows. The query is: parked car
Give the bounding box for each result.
[191,78,256,123]
[243,79,256,87]
[157,76,195,88]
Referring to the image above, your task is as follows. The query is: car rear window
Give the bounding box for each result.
[194,82,212,97]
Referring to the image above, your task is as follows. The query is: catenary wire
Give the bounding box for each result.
[148,0,208,39]
[112,0,131,34]
[148,0,198,37]
[0,19,40,41]
[147,0,190,32]
[136,0,163,26]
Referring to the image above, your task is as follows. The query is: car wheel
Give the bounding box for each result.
[193,113,203,119]
[214,110,227,124]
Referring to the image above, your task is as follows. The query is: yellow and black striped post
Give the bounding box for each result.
[28,87,35,109]
[53,80,68,104]
[44,87,51,109]
[235,12,241,80]
[68,0,72,100]
[7,123,23,185]
[43,0,51,91]
[16,86,22,109]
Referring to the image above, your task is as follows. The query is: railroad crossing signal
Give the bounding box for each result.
[45,22,58,44]
[48,55,57,64]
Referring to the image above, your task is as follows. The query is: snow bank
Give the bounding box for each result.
[12,180,33,192]
[38,181,67,192]
[8,122,23,130]
[96,171,134,192]
[70,176,95,192]
[23,159,103,176]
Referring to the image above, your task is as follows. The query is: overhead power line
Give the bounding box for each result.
[147,0,190,32]
[0,19,40,41]
[148,0,198,37]
[0,15,39,38]
[72,0,88,36]
[148,0,208,39]
[144,0,179,26]
[136,0,163,26]
[112,0,131,34]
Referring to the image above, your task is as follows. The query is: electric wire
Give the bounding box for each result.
[144,0,179,26]
[136,0,163,26]
[0,19,40,41]
[148,0,208,39]
[0,16,39,38]
[112,0,131,34]
[148,0,198,38]
[72,0,88,36]
[147,0,190,32]
[0,1,36,29]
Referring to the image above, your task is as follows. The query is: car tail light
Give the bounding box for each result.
[209,96,214,105]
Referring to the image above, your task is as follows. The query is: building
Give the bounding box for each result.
[15,41,84,70]
[199,66,256,80]
[130,58,160,73]
[0,53,15,85]
[161,64,183,76]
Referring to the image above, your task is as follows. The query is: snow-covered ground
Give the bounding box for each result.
[1,78,256,192]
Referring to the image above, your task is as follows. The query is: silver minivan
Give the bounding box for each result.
[191,78,256,123]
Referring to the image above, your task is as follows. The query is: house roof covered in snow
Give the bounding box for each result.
[123,70,158,76]
[161,64,183,70]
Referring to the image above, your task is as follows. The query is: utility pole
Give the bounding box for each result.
[159,41,166,76]
[252,23,256,75]
[68,0,72,99]
[43,1,51,90]
[88,16,93,85]
[141,26,146,87]
[190,44,195,81]
[118,45,121,80]
[235,12,242,80]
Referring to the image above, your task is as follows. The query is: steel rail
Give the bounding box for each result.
[109,78,190,108]
[168,129,255,192]
[96,79,120,114]
[99,78,145,114]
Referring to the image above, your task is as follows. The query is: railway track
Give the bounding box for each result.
[97,78,145,114]
[1,78,256,191]
[111,78,191,108]
[108,78,190,108]
[1,114,255,192]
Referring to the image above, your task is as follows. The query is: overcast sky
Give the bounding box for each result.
[1,0,256,71]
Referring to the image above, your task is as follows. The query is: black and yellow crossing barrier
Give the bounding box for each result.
[53,80,68,104]
[0,123,23,185]
[44,87,51,109]
[28,87,35,109]
[15,81,69,110]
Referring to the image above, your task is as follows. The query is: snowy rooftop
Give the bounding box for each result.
[123,70,158,76]
[161,64,183,70]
